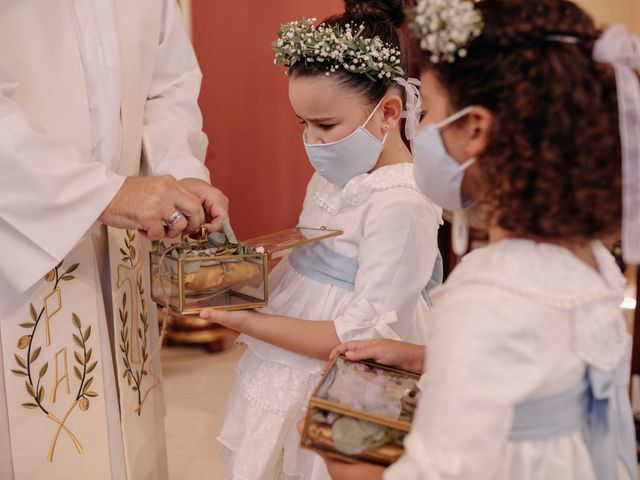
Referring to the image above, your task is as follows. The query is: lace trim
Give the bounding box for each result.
[446,240,625,308]
[233,349,322,416]
[313,163,424,214]
[573,304,630,371]
[575,243,629,371]
[443,240,628,371]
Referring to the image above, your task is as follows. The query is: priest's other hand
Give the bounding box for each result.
[178,178,229,232]
[99,175,205,240]
[330,339,426,375]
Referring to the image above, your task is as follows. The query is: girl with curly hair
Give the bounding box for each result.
[326,0,639,479]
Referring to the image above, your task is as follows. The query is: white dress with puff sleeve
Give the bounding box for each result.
[219,163,442,480]
[386,239,634,480]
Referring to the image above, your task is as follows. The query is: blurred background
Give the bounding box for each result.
[191,0,343,240]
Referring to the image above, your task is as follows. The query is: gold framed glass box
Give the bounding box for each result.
[150,227,342,315]
[301,355,421,466]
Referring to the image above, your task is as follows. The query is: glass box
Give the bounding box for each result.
[301,355,421,466]
[150,227,342,315]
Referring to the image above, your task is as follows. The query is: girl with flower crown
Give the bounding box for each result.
[199,1,443,478]
[324,0,639,479]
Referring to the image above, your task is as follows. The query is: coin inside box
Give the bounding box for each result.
[301,355,421,466]
[150,227,342,315]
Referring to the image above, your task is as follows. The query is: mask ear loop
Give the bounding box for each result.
[437,106,474,129]
[439,106,477,171]
[361,96,389,143]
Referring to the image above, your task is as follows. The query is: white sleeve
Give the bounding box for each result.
[384,287,547,480]
[0,69,125,294]
[141,0,210,182]
[334,189,440,342]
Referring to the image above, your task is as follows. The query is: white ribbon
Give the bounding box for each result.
[395,77,422,140]
[593,24,640,264]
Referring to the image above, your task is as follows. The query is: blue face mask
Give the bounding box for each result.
[411,107,476,211]
[303,98,387,187]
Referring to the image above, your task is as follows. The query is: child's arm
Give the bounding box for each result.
[200,309,340,360]
[200,188,439,359]
[330,339,426,374]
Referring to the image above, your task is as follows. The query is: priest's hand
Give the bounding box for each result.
[178,178,229,232]
[99,175,205,240]
[330,339,426,375]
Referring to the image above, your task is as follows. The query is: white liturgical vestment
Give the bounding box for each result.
[0,0,210,478]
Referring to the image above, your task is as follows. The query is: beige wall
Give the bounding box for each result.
[573,0,640,34]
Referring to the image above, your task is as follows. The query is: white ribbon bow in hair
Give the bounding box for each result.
[395,77,422,140]
[593,24,640,264]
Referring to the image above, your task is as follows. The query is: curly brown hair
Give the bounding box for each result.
[412,0,622,240]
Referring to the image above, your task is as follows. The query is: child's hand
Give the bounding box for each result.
[330,339,426,374]
[199,309,252,331]
[297,418,304,435]
[322,455,385,480]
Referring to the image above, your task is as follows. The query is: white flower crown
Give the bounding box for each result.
[409,0,483,63]
[272,18,405,80]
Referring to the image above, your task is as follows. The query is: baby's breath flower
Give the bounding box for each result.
[271,18,405,80]
[408,0,483,63]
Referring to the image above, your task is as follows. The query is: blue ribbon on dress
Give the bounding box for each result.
[587,355,637,480]
[288,242,359,290]
[509,377,591,441]
[425,251,443,293]
[422,251,443,306]
[509,351,637,480]
[289,243,445,298]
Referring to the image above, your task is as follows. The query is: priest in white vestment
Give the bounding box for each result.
[0,0,226,478]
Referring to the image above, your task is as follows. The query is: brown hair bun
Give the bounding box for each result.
[344,0,406,28]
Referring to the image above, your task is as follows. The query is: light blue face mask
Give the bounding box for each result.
[303,98,387,187]
[411,106,476,211]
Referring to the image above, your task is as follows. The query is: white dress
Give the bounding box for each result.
[386,239,633,480]
[219,163,443,480]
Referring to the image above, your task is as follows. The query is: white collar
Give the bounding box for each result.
[444,239,629,371]
[313,163,436,215]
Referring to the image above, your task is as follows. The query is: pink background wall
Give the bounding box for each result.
[192,1,343,240]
